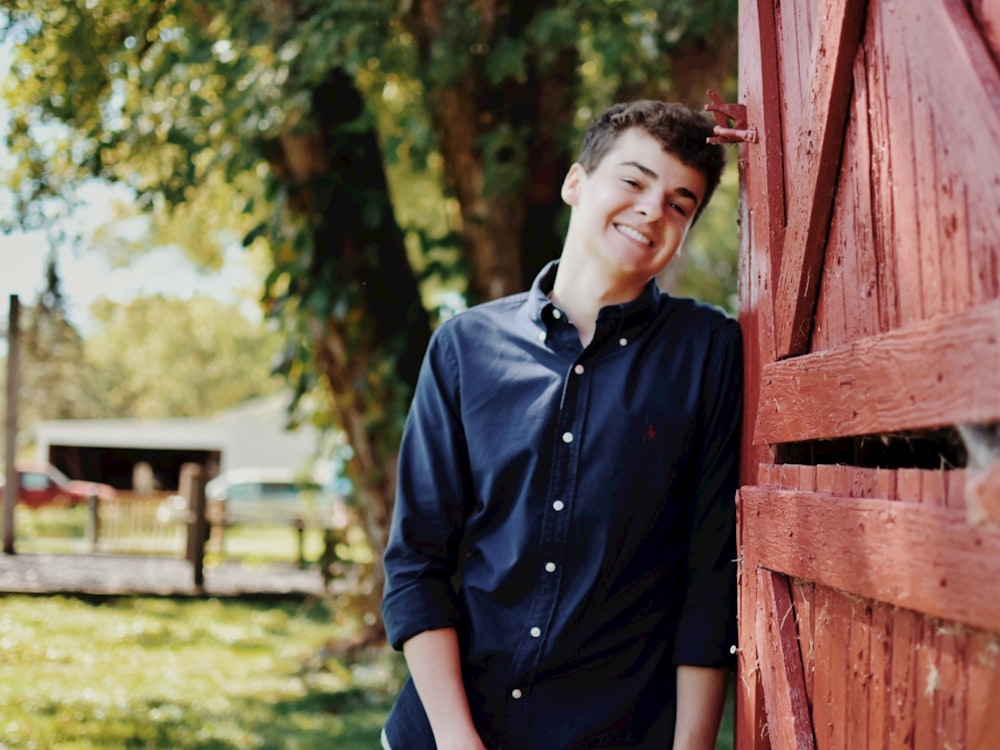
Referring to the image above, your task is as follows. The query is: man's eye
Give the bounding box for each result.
[623,178,640,188]
[670,202,688,216]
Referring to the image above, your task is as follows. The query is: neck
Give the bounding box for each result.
[550,263,648,346]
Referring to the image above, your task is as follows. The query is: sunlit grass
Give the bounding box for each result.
[208,525,329,565]
[0,595,405,749]
[5,510,736,748]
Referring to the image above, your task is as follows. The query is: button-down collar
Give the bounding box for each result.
[528,260,662,344]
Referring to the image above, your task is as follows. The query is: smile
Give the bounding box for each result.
[615,224,654,247]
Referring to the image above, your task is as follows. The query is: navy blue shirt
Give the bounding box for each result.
[382,261,742,749]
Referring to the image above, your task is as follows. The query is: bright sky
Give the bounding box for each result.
[0,231,262,334]
[0,40,261,335]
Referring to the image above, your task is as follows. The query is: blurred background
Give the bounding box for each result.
[1,0,740,579]
[0,0,740,625]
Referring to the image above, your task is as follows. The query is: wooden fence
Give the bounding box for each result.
[88,490,180,554]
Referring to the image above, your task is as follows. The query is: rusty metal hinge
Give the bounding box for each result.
[704,89,758,144]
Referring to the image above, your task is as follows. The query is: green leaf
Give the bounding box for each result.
[242,221,268,247]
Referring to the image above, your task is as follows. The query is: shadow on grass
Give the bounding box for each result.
[22,686,395,749]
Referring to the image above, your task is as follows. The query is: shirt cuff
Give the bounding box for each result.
[382,581,460,651]
[671,600,738,668]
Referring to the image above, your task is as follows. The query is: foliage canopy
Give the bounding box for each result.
[2,0,739,630]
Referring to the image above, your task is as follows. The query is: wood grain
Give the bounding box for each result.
[771,0,868,358]
[755,300,1000,444]
[754,570,816,750]
[742,487,1000,633]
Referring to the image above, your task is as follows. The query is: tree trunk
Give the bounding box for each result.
[270,68,431,638]
[407,0,578,301]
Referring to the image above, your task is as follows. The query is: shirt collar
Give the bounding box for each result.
[528,260,664,331]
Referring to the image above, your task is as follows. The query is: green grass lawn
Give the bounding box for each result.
[0,595,405,749]
[0,592,736,749]
[4,507,736,748]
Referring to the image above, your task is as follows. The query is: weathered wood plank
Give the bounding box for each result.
[772,0,868,359]
[775,0,821,196]
[868,600,893,750]
[737,0,783,485]
[741,487,1000,632]
[968,629,1000,750]
[754,570,816,750]
[790,578,816,702]
[735,0,784,740]
[825,467,853,750]
[870,0,1000,324]
[813,42,881,353]
[921,468,947,507]
[845,595,872,750]
[861,1,900,336]
[940,0,1000,308]
[934,624,965,749]
[896,468,923,505]
[810,584,835,749]
[946,469,966,510]
[969,0,1000,62]
[887,606,920,749]
[875,468,897,502]
[755,300,1000,444]
[736,487,770,750]
[913,617,937,750]
[849,467,879,500]
[758,463,779,488]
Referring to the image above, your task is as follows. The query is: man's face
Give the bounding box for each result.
[561,128,707,284]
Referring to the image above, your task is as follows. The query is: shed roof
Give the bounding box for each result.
[33,393,323,473]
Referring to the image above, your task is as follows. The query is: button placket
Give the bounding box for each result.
[508,337,587,709]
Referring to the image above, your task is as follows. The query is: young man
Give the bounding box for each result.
[381,100,742,749]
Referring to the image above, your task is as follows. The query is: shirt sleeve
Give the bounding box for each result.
[382,325,472,651]
[672,317,743,668]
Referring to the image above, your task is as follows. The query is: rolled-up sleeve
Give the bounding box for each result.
[382,325,472,651]
[672,319,743,667]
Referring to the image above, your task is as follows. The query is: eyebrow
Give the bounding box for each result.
[618,160,701,206]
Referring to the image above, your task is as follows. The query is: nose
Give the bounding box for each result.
[634,196,662,221]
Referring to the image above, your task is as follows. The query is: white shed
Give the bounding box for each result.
[33,394,326,490]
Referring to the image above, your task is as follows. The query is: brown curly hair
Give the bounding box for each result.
[577,100,726,222]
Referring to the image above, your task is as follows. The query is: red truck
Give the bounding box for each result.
[0,462,116,509]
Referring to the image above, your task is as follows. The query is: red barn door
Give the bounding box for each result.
[735,1,1000,748]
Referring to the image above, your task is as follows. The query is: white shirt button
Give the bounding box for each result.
[530,627,541,638]
[562,431,574,443]
[511,688,523,699]
[545,562,556,573]
[538,331,547,342]
[552,309,562,319]
[552,500,565,511]
[574,364,584,375]
[619,337,628,347]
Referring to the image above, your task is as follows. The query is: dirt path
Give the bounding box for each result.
[0,552,326,598]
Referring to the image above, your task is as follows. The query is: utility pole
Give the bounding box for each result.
[4,295,20,555]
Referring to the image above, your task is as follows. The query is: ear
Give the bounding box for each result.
[560,163,586,206]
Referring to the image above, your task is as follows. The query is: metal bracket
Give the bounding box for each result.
[704,89,758,144]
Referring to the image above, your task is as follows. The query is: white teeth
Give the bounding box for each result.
[616,224,653,246]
